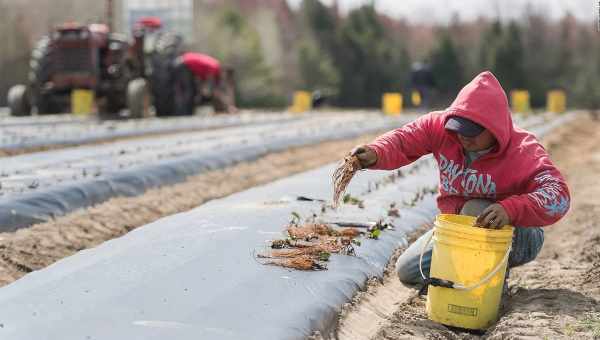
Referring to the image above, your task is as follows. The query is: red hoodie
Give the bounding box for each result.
[367,71,570,227]
[182,52,221,83]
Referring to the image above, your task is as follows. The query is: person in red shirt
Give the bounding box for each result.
[351,71,570,288]
[171,52,237,115]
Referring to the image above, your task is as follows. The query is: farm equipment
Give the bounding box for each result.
[7,17,183,118]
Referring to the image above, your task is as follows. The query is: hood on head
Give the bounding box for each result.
[445,71,513,154]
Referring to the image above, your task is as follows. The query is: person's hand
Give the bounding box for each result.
[350,145,377,169]
[475,203,510,229]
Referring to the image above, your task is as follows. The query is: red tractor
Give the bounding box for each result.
[7,18,183,118]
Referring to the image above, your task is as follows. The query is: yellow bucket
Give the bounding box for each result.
[411,90,422,106]
[290,91,312,113]
[422,214,514,330]
[510,90,530,114]
[382,93,403,115]
[71,89,95,116]
[547,90,566,114]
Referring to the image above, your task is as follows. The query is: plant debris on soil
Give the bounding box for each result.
[332,155,361,208]
[257,219,361,271]
[257,212,392,271]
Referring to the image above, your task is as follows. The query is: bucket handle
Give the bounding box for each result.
[418,230,512,291]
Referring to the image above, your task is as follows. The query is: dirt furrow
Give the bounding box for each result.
[333,114,600,340]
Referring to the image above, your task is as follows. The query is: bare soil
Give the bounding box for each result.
[335,115,600,340]
[0,132,381,287]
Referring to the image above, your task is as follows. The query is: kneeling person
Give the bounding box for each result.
[351,71,570,287]
[172,52,237,115]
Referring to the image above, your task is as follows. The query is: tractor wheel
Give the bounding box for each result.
[29,36,61,114]
[150,33,183,117]
[7,85,32,116]
[152,74,174,117]
[127,78,154,119]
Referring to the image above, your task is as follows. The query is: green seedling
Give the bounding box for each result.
[351,239,362,246]
[369,229,381,239]
[318,251,331,262]
[343,194,364,206]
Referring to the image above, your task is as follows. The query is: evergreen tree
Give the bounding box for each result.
[208,8,282,107]
[572,28,600,111]
[430,32,464,96]
[552,14,576,92]
[521,9,553,107]
[297,38,339,90]
[335,5,403,107]
[298,0,340,92]
[494,21,526,91]
[300,0,338,52]
[478,20,502,71]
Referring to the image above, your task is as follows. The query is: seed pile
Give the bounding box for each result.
[332,155,361,208]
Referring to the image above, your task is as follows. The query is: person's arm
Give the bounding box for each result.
[498,155,570,227]
[366,113,438,170]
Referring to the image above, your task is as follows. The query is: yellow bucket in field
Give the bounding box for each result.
[382,93,403,115]
[510,90,530,114]
[290,91,312,113]
[411,90,422,106]
[423,214,513,330]
[71,89,94,116]
[547,90,566,113]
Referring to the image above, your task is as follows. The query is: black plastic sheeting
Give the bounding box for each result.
[0,157,440,340]
[0,117,407,231]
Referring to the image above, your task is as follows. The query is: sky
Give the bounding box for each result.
[286,0,594,24]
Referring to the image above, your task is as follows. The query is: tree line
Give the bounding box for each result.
[294,0,599,109]
[1,0,598,110]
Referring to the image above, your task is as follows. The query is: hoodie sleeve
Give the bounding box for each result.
[367,113,439,170]
[498,154,570,227]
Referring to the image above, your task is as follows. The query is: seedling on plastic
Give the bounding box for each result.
[369,228,381,239]
[318,251,331,262]
[343,193,364,208]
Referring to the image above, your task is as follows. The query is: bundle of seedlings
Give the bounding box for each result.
[257,221,363,271]
[332,155,362,208]
[287,223,362,241]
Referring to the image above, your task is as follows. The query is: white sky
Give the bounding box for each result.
[286,0,594,24]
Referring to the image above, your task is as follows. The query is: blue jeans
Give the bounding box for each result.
[395,199,545,286]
